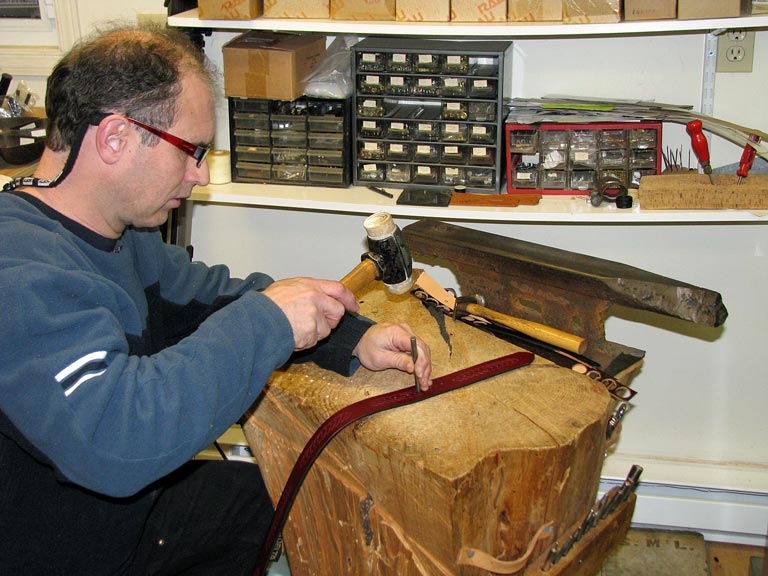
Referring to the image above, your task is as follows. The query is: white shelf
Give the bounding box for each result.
[168,9,768,36]
[175,11,768,225]
[190,182,768,223]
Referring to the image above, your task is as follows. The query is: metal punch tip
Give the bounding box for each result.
[410,336,420,393]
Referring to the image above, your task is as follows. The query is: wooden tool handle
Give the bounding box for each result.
[465,303,587,355]
[340,258,379,295]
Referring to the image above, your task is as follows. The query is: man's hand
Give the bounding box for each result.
[263,278,359,351]
[353,323,433,390]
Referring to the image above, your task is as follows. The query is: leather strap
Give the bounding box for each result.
[457,521,554,574]
[253,351,535,576]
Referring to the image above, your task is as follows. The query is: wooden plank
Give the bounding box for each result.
[639,173,768,210]
[707,541,767,576]
[402,218,727,377]
[449,192,542,207]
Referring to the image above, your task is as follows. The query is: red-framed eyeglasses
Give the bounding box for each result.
[125,117,211,167]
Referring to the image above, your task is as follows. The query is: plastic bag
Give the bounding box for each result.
[304,35,360,100]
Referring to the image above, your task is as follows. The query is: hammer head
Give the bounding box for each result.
[363,212,413,295]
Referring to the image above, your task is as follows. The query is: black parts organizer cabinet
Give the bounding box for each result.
[351,37,512,194]
[228,96,352,188]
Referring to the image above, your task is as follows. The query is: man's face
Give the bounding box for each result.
[116,71,215,231]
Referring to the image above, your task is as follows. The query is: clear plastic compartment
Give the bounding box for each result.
[629,128,657,150]
[442,123,468,143]
[442,166,467,186]
[540,169,567,189]
[600,129,627,149]
[234,129,270,147]
[441,77,467,98]
[233,112,270,131]
[358,140,386,160]
[414,143,440,163]
[272,148,307,164]
[308,132,344,149]
[466,167,495,188]
[308,149,344,167]
[569,170,596,191]
[442,101,468,121]
[443,54,469,74]
[235,161,271,181]
[272,163,307,182]
[413,121,440,141]
[599,149,628,169]
[441,145,466,164]
[469,124,495,144]
[357,98,386,117]
[412,164,440,184]
[358,51,385,72]
[413,76,440,97]
[508,130,538,154]
[387,163,412,183]
[308,116,344,133]
[385,121,411,140]
[414,52,441,73]
[512,165,538,189]
[271,114,306,132]
[358,74,385,95]
[387,52,412,72]
[309,166,344,185]
[630,148,657,169]
[271,131,307,148]
[235,145,270,164]
[386,142,413,162]
[385,75,412,96]
[359,119,384,138]
[358,162,386,181]
[469,146,495,166]
[468,78,497,99]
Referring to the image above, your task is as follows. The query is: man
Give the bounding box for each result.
[0,25,431,575]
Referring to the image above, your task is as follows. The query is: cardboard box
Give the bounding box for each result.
[331,0,396,20]
[397,0,450,21]
[623,0,675,20]
[198,0,262,19]
[753,1,768,15]
[677,0,744,19]
[508,0,562,21]
[450,0,507,22]
[264,0,330,18]
[223,32,326,101]
[562,0,619,22]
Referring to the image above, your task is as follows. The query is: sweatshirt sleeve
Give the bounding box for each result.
[0,257,294,497]
[291,312,374,376]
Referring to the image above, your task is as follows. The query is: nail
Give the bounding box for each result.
[410,336,420,393]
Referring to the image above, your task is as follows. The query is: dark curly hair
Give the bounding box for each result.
[45,23,214,151]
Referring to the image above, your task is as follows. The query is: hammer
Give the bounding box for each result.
[341,212,413,295]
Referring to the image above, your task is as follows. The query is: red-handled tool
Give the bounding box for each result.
[737,134,760,185]
[686,120,715,185]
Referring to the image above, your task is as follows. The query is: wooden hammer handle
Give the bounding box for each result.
[340,258,379,295]
[464,303,587,355]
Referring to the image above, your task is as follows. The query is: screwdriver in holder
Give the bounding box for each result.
[686,120,715,185]
[737,134,760,185]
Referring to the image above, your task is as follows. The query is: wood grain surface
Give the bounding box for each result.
[244,286,614,576]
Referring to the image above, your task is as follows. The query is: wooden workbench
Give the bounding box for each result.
[243,286,619,575]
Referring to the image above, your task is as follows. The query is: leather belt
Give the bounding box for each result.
[253,351,535,576]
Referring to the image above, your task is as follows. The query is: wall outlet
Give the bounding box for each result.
[716,29,755,73]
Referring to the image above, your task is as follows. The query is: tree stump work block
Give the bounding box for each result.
[243,287,614,575]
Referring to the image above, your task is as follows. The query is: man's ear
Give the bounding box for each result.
[93,115,130,165]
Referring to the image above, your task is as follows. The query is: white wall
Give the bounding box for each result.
[191,28,768,544]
